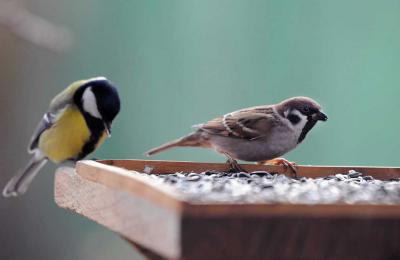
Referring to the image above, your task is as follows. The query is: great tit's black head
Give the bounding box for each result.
[74,77,121,135]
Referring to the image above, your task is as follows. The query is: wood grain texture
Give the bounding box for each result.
[181,216,400,260]
[55,166,181,259]
[75,160,185,213]
[55,160,400,259]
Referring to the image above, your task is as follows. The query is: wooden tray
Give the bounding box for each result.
[54,160,400,260]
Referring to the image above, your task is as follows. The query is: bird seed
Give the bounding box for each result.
[135,170,400,204]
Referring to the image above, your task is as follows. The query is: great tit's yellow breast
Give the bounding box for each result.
[39,105,92,163]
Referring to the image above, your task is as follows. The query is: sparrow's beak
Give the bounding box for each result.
[312,111,328,121]
[104,122,112,137]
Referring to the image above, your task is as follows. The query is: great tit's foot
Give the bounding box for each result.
[257,158,297,178]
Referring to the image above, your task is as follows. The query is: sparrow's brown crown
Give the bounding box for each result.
[276,96,324,119]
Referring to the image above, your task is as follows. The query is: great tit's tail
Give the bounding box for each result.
[3,152,48,197]
[145,132,207,156]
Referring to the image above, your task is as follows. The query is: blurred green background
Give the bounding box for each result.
[1,0,400,259]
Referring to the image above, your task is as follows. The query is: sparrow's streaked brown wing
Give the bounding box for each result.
[198,106,277,140]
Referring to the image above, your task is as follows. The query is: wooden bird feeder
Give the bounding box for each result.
[55,160,400,259]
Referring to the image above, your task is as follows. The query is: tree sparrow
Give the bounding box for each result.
[146,97,327,175]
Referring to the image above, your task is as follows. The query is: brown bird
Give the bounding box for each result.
[146,97,327,175]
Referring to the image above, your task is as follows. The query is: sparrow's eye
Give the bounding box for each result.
[303,106,310,113]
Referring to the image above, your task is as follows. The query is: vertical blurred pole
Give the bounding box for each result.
[0,26,29,259]
[0,2,73,258]
[0,28,22,184]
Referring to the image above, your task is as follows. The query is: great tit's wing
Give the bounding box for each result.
[27,78,95,153]
[48,79,86,112]
[28,112,56,153]
[27,84,78,153]
[197,106,278,140]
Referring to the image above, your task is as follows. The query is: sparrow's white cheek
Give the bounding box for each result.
[82,87,102,119]
[289,109,308,132]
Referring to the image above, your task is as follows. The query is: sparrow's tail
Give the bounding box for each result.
[3,152,48,197]
[145,132,205,156]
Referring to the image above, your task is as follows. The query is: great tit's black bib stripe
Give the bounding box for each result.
[76,112,105,160]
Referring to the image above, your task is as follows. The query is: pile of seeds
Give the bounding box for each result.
[136,170,400,204]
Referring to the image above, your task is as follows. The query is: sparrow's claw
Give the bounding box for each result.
[258,158,298,178]
[226,157,246,173]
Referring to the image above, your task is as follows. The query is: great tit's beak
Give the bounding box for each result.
[104,122,112,137]
[312,111,328,121]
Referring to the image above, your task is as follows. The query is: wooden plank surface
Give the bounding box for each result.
[55,160,400,260]
[75,160,186,213]
[73,160,400,218]
[180,216,400,260]
[55,166,181,259]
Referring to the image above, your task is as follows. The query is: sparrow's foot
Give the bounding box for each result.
[226,158,246,173]
[258,158,297,178]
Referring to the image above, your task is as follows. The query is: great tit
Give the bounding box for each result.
[3,77,121,197]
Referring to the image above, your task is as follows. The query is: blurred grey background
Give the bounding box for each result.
[1,0,400,259]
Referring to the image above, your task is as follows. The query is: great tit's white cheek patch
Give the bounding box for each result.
[82,87,102,119]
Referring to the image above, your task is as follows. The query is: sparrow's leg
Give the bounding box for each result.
[223,154,246,173]
[257,158,297,178]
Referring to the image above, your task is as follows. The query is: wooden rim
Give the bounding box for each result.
[99,159,400,179]
[74,159,400,218]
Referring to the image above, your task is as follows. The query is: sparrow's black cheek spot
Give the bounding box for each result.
[288,114,301,125]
